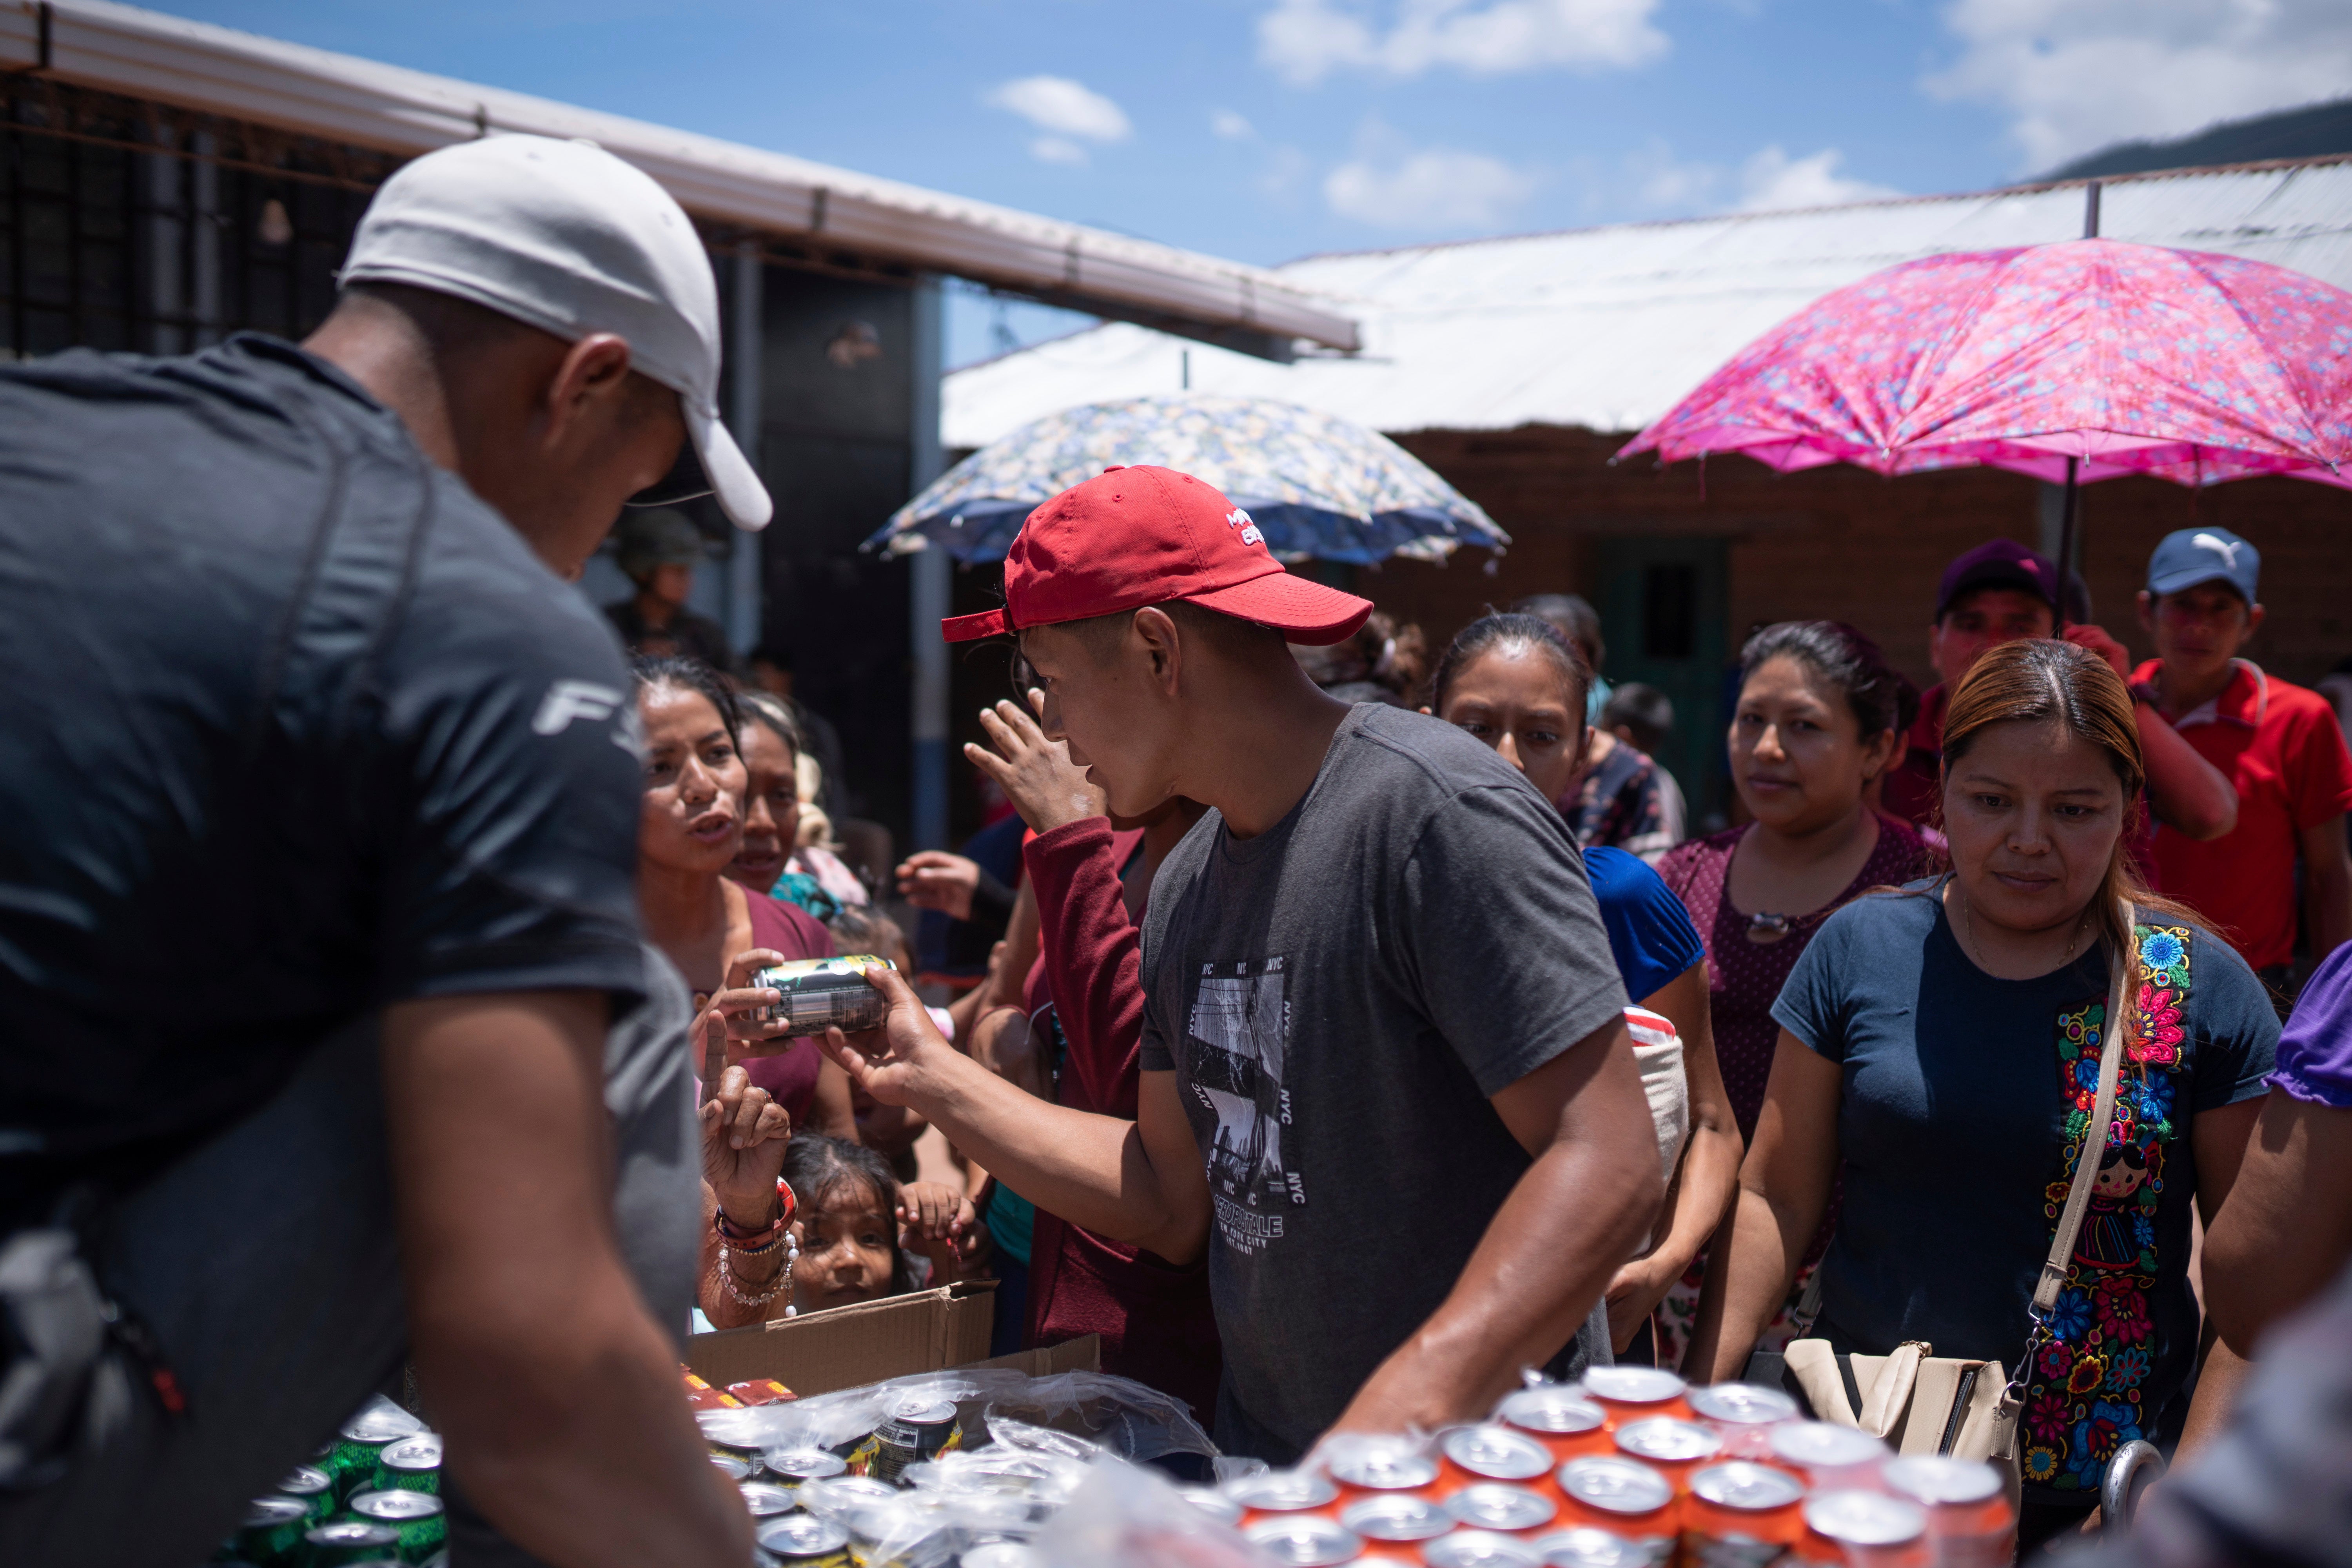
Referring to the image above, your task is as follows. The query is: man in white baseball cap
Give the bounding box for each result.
[0,134,765,1567]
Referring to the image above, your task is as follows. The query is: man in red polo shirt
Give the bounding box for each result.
[1883,538,2237,844]
[2133,528,2352,1005]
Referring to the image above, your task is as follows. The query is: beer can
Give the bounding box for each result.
[871,1398,963,1486]
[1341,1494,1454,1543]
[298,1519,399,1567]
[275,1466,336,1522]
[1554,1457,1675,1563]
[1424,1530,1546,1568]
[1798,1491,1927,1567]
[1245,1515,1363,1566]
[710,1452,753,1482]
[371,1434,442,1497]
[1497,1386,1612,1463]
[346,1488,448,1565]
[754,1513,853,1567]
[1611,1418,1724,1492]
[1328,1439,1441,1498]
[1682,1461,1806,1566]
[234,1496,315,1566]
[1223,1468,1339,1528]
[1530,1526,1644,1567]
[1178,1486,1245,1527]
[1766,1421,1887,1491]
[323,1403,423,1503]
[1578,1368,1692,1426]
[739,1481,799,1518]
[749,956,893,1036]
[1445,1483,1559,1534]
[1440,1425,1554,1485]
[763,1446,849,1490]
[1879,1455,2014,1568]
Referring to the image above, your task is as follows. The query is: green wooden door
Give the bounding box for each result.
[1595,536,1730,826]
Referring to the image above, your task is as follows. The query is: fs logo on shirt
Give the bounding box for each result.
[1225,507,1264,550]
[532,679,642,756]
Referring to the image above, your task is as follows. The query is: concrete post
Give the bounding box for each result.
[908,274,949,851]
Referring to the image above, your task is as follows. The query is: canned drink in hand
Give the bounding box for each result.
[750,957,893,1036]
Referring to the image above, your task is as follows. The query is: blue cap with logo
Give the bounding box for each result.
[2147,528,2260,602]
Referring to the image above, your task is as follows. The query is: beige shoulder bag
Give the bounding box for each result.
[1776,918,2132,1502]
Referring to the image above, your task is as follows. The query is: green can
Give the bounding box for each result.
[370,1434,442,1497]
[234,1496,316,1566]
[298,1519,398,1567]
[346,1488,448,1565]
[323,1404,423,1502]
[276,1466,337,1522]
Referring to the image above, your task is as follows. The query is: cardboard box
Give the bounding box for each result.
[684,1280,1099,1397]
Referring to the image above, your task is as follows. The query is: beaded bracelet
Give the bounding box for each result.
[715,1178,800,1316]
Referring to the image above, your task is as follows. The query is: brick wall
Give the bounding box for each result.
[1367,425,2352,692]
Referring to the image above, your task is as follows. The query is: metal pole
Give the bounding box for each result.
[908,275,950,852]
[2055,456,2081,633]
[2083,179,2102,240]
[726,241,763,654]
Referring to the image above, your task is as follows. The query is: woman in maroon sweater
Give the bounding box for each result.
[965,692,1223,1422]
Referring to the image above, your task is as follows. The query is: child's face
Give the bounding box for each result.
[790,1178,897,1313]
[1436,646,1588,805]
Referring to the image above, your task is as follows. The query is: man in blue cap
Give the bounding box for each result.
[2132,528,2352,1007]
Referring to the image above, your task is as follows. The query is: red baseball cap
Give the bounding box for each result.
[940,466,1374,646]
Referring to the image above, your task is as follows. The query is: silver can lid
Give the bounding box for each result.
[1177,1486,1243,1526]
[755,1514,853,1557]
[1767,1421,1888,1471]
[379,1434,444,1470]
[338,1404,424,1445]
[1445,1483,1559,1532]
[885,1398,959,1428]
[1686,1383,1800,1426]
[242,1497,312,1528]
[1804,1490,1927,1546]
[738,1481,799,1517]
[1690,1461,1806,1511]
[348,1489,445,1521]
[305,1522,399,1548]
[1497,1386,1606,1436]
[1220,1469,1338,1511]
[1612,1417,1722,1465]
[1556,1456,1673,1515]
[708,1453,751,1481]
[1579,1367,1687,1406]
[763,1447,849,1481]
[1441,1424,1552,1481]
[1327,1443,1438,1492]
[1882,1454,2004,1506]
[1531,1527,1643,1568]
[276,1465,332,1496]
[1242,1517,1361,1567]
[1424,1530,1547,1568]
[1339,1493,1453,1541]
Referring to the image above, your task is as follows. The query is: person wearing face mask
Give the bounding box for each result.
[1684,638,2277,1550]
[631,657,855,1142]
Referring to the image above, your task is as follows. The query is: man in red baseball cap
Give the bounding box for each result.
[819,466,1661,1460]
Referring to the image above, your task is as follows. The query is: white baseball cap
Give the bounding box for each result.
[341,134,771,531]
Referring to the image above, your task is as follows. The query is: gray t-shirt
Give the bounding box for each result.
[1138,703,1629,1453]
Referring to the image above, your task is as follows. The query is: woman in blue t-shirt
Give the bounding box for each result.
[1427,612,1742,1362]
[1686,639,2277,1548]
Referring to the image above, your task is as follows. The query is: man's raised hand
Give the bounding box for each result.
[967,692,1107,835]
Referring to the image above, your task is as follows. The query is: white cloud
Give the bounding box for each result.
[1734,146,1902,212]
[1325,143,1538,228]
[1625,138,1721,209]
[1210,108,1258,140]
[1926,0,2352,171]
[1259,0,1669,85]
[984,76,1132,149]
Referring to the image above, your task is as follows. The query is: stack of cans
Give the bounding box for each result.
[214,1400,449,1567]
[1209,1371,2017,1567]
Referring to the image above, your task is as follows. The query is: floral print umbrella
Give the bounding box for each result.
[1618,239,2352,490]
[868,393,1509,564]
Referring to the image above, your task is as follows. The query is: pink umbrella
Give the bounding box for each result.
[1617,233,2352,617]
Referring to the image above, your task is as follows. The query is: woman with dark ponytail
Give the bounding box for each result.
[1685,638,2278,1550]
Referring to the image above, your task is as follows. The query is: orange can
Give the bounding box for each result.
[1495,1386,1613,1465]
[1795,1490,1931,1568]
[1223,1469,1339,1530]
[1553,1456,1677,1562]
[1686,1383,1800,1461]
[1610,1418,1724,1496]
[1766,1421,1889,1494]
[1681,1461,1806,1563]
[1341,1493,1455,1553]
[1528,1526,1648,1566]
[1325,1437,1442,1504]
[1579,1367,1694,1428]
[1439,1425,1557,1493]
[1878,1456,2015,1568]
[1443,1483,1559,1536]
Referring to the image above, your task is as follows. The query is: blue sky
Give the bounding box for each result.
[150,1,2352,366]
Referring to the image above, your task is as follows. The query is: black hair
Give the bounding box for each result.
[630,653,741,742]
[1510,593,1605,667]
[748,644,794,671]
[1430,612,1594,719]
[783,1134,916,1297]
[826,904,908,965]
[735,690,802,757]
[1599,682,1675,752]
[1736,621,1908,743]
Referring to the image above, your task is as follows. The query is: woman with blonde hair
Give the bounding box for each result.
[1684,638,2278,1550]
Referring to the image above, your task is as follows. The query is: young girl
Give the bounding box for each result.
[779,1136,979,1316]
[1686,639,2275,1549]
[1426,612,1743,1362]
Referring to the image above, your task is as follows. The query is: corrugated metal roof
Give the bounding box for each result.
[944,160,2352,448]
[0,0,1357,352]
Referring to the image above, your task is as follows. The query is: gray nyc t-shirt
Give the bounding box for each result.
[1138,703,1628,1453]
